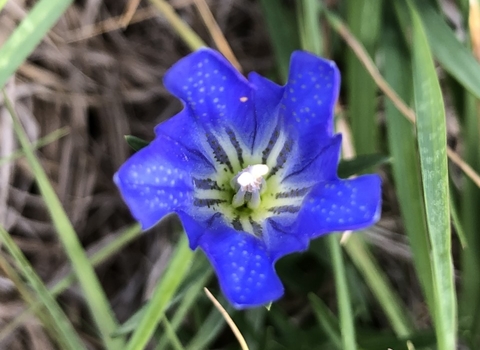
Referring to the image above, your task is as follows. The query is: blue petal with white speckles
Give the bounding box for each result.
[114,48,382,309]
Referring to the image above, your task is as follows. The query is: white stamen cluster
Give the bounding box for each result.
[230,164,269,209]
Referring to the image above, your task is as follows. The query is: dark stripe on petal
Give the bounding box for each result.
[268,137,294,178]
[193,178,222,191]
[261,125,281,163]
[206,212,222,227]
[193,198,227,208]
[267,218,289,234]
[268,205,301,214]
[206,133,234,173]
[226,128,244,167]
[275,187,311,199]
[232,216,243,231]
[249,217,263,237]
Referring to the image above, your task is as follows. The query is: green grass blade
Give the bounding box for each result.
[0,127,69,166]
[0,0,73,88]
[155,262,213,349]
[328,235,357,349]
[382,14,436,316]
[344,235,414,338]
[185,304,228,350]
[409,3,457,348]
[337,154,389,179]
[3,90,124,349]
[259,0,299,82]
[297,0,323,56]
[346,0,382,155]
[160,317,185,350]
[125,235,194,350]
[0,227,86,350]
[459,90,480,341]
[0,223,141,343]
[413,0,480,99]
[309,293,343,349]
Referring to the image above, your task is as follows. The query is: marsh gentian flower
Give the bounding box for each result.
[114,48,381,308]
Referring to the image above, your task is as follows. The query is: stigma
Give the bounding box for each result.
[230,164,269,210]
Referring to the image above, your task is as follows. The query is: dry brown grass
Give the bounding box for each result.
[0,0,273,348]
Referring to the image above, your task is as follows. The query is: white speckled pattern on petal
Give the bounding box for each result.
[114,137,194,229]
[296,175,382,237]
[199,228,283,308]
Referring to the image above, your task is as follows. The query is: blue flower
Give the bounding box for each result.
[114,48,381,308]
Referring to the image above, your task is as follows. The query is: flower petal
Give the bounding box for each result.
[282,134,342,185]
[263,219,309,262]
[163,48,256,149]
[295,175,382,237]
[280,51,340,156]
[248,72,284,150]
[114,137,197,229]
[154,109,216,172]
[199,228,283,308]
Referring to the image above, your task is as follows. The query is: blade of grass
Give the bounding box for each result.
[297,0,323,56]
[459,0,480,341]
[160,317,185,350]
[309,293,342,349]
[328,234,357,350]
[125,235,194,350]
[322,7,480,189]
[148,0,205,51]
[382,13,435,316]
[3,90,124,349]
[259,0,299,82]
[0,225,86,350]
[0,223,141,343]
[0,251,74,349]
[344,235,414,338]
[115,253,211,338]
[155,260,213,349]
[0,127,69,166]
[185,303,229,350]
[409,2,457,348]
[0,0,73,88]
[346,0,382,156]
[411,0,480,100]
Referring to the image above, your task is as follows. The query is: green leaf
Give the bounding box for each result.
[344,235,414,337]
[309,293,342,349]
[125,235,194,350]
[0,225,86,350]
[125,135,150,152]
[0,0,73,88]
[409,2,457,348]
[185,303,229,350]
[413,0,480,99]
[259,0,299,82]
[297,0,323,56]
[0,127,69,166]
[346,0,383,155]
[328,235,357,350]
[338,154,389,178]
[0,224,141,343]
[382,11,436,318]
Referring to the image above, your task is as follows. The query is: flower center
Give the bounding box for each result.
[230,164,269,210]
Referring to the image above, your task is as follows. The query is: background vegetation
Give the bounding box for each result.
[0,0,478,349]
